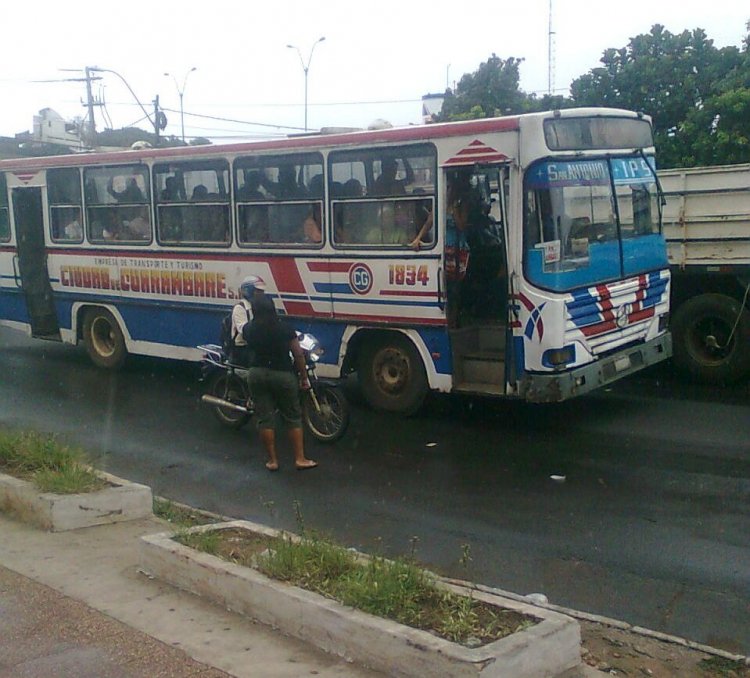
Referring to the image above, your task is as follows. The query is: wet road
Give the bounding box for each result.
[1,326,749,653]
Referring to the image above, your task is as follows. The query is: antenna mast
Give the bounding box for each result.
[547,0,556,96]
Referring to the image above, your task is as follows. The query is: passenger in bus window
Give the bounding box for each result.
[308,173,324,199]
[160,176,182,201]
[240,205,269,243]
[261,166,308,199]
[237,171,265,200]
[107,176,144,203]
[64,217,83,240]
[92,207,120,240]
[334,179,365,243]
[409,204,434,250]
[123,209,151,240]
[372,157,414,196]
[191,184,209,201]
[303,203,322,243]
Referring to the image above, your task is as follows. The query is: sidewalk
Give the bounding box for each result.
[0,509,635,678]
[0,512,382,678]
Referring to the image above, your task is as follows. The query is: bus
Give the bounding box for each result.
[0,107,671,414]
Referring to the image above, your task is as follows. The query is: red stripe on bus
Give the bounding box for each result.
[267,258,306,294]
[307,261,352,273]
[332,312,446,326]
[380,289,438,297]
[283,300,317,316]
[579,319,617,337]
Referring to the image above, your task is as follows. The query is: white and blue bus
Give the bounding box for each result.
[0,108,671,413]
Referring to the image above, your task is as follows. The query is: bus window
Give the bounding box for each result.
[0,173,9,241]
[154,160,230,246]
[48,168,83,243]
[235,153,323,246]
[329,144,436,247]
[84,166,151,244]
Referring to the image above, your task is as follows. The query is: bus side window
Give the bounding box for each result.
[84,166,150,244]
[0,173,10,242]
[234,152,323,247]
[155,161,230,246]
[329,144,436,248]
[48,168,83,243]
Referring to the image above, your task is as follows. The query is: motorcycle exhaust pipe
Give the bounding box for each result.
[201,394,250,414]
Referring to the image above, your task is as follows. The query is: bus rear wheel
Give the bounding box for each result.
[359,335,428,415]
[672,293,750,384]
[82,308,127,369]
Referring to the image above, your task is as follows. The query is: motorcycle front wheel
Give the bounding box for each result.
[302,383,350,443]
[206,372,251,429]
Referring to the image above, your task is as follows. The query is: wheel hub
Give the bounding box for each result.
[374,348,409,394]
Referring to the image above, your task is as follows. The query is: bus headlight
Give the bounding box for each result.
[658,313,670,332]
[542,345,576,369]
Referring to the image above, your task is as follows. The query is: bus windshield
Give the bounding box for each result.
[523,156,667,292]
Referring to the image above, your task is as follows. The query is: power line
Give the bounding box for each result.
[161,108,306,131]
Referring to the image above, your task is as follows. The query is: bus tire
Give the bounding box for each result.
[359,334,428,415]
[672,293,750,384]
[82,308,128,369]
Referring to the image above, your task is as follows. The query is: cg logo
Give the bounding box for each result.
[616,303,633,329]
[348,263,373,295]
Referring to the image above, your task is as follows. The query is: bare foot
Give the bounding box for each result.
[265,461,279,472]
[295,460,318,470]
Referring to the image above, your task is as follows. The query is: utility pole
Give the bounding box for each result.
[84,66,97,144]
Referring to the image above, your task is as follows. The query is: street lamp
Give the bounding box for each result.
[89,66,154,130]
[286,37,325,132]
[164,67,197,142]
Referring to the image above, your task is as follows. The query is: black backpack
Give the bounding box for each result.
[219,304,250,355]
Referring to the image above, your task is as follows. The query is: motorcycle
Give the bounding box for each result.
[197,332,350,443]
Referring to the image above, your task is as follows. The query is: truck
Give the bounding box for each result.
[658,163,750,383]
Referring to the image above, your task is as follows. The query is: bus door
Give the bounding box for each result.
[12,187,60,338]
[445,164,510,396]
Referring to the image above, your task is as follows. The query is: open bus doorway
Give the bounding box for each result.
[446,165,510,396]
[12,187,60,339]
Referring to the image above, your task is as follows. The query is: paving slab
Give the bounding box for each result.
[0,513,379,678]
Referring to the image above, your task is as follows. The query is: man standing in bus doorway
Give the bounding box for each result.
[411,171,472,326]
[231,275,266,366]
[444,171,472,327]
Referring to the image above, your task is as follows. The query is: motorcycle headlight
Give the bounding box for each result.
[297,332,324,361]
[308,345,324,362]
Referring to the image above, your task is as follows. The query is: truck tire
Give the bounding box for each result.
[359,334,428,415]
[672,293,750,384]
[82,308,127,369]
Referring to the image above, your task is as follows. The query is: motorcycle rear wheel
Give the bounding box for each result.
[302,383,350,443]
[207,372,251,429]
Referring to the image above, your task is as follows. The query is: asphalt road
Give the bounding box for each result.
[1,326,749,654]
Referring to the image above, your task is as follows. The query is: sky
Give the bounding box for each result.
[1,1,747,142]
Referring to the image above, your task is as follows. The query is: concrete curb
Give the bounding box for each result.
[155,497,749,668]
[0,470,152,531]
[444,579,750,667]
[140,520,583,678]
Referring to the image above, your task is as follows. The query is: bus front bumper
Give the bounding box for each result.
[519,333,672,403]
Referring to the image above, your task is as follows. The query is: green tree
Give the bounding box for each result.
[570,24,748,167]
[439,54,530,120]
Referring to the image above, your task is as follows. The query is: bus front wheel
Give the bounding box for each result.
[82,308,127,369]
[359,335,428,415]
[672,293,750,384]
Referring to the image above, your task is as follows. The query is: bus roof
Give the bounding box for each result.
[0,107,644,171]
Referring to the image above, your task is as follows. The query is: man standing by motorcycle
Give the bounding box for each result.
[231,275,266,366]
[242,295,318,472]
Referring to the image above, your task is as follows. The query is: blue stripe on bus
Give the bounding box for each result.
[314,282,352,294]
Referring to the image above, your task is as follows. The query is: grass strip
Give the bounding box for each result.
[0,429,105,494]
